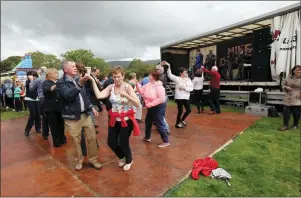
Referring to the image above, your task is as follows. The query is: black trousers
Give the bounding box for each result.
[208,87,221,113]
[283,105,301,127]
[14,98,22,112]
[107,120,133,164]
[46,111,66,146]
[39,98,50,137]
[21,97,27,110]
[25,101,41,132]
[194,89,204,112]
[175,99,191,125]
[5,96,14,109]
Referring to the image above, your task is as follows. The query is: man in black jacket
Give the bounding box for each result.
[56,60,102,171]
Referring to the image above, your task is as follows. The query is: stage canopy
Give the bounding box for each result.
[160,3,300,50]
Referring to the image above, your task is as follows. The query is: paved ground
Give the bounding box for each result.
[1,106,260,197]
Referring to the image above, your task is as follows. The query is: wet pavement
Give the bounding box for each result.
[1,106,260,196]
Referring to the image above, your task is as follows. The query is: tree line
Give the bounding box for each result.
[0,49,156,79]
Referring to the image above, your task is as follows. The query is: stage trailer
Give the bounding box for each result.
[160,2,301,105]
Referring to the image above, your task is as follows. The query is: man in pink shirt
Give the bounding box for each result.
[136,70,170,148]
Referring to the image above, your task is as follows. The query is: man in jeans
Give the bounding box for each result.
[56,60,102,171]
[29,66,50,140]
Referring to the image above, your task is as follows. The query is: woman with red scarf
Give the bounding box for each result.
[89,66,140,171]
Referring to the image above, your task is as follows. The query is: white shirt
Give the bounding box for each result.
[192,76,204,90]
[167,68,193,100]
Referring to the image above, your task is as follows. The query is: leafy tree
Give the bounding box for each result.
[61,49,94,66]
[30,51,61,69]
[0,56,22,72]
[125,58,155,80]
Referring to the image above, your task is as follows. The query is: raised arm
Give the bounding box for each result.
[89,76,111,99]
[166,63,180,82]
[136,82,146,95]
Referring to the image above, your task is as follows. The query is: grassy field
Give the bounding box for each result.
[166,113,300,197]
[1,109,29,121]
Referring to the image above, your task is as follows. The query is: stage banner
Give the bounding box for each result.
[270,10,301,81]
[189,45,217,68]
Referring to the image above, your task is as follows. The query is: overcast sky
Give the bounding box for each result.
[1,1,298,61]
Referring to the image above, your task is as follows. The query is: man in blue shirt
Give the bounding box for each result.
[194,49,203,70]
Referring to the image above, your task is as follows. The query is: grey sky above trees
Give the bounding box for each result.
[1,1,297,61]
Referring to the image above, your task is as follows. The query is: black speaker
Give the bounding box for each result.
[253,27,272,50]
[161,52,189,76]
[251,48,271,82]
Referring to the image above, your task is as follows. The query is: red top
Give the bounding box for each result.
[203,68,221,88]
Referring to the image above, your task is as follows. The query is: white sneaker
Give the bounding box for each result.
[181,121,187,126]
[123,161,133,171]
[118,158,126,167]
[158,142,170,148]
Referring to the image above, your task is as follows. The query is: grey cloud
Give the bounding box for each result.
[1,1,299,61]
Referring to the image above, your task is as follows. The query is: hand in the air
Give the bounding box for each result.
[79,74,90,86]
[201,66,205,69]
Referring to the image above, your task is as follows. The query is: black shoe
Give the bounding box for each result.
[36,130,41,133]
[43,136,48,140]
[136,119,142,123]
[53,142,62,147]
[25,131,29,136]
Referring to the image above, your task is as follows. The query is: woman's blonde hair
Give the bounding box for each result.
[112,65,125,76]
[129,72,136,80]
[46,68,58,80]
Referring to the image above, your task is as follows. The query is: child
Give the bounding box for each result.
[14,79,22,112]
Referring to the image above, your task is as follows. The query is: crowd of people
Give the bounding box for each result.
[2,58,299,172]
[0,59,223,171]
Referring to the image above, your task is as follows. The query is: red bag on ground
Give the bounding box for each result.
[191,157,218,180]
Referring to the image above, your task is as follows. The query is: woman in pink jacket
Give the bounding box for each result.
[136,70,170,148]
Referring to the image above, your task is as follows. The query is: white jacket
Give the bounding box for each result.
[192,76,204,90]
[167,68,193,100]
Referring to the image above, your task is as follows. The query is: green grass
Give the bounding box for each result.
[1,109,29,121]
[166,115,301,197]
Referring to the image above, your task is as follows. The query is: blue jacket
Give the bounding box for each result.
[195,53,203,69]
[56,75,93,120]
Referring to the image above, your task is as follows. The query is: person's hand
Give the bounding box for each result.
[145,103,151,108]
[201,66,205,69]
[27,75,33,81]
[120,91,128,98]
[79,74,90,86]
[92,107,99,117]
[285,86,293,92]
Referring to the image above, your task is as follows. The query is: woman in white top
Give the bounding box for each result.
[128,72,143,122]
[164,61,193,128]
[192,69,205,114]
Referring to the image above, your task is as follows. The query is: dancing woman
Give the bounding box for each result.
[89,66,140,171]
[192,69,205,114]
[165,61,193,128]
[136,70,170,148]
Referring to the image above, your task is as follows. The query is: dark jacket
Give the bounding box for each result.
[56,75,93,120]
[85,74,102,105]
[42,80,61,112]
[25,80,38,100]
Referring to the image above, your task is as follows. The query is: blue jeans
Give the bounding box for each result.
[156,96,169,132]
[145,101,169,143]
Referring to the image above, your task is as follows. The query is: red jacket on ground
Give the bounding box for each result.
[191,157,218,180]
[202,68,221,88]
